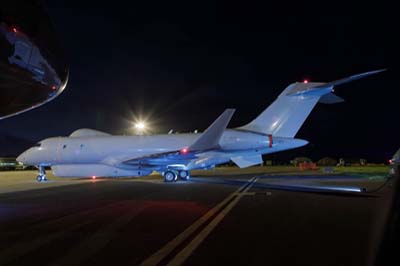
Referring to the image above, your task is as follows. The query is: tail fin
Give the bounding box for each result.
[189,109,235,151]
[238,69,385,138]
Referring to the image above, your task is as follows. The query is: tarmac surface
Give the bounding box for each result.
[0,170,392,266]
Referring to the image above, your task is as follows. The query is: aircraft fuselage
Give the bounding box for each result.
[17,129,307,177]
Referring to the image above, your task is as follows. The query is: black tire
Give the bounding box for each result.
[179,170,190,181]
[36,175,43,182]
[164,171,176,182]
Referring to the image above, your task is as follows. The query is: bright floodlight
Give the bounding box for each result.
[133,121,148,135]
[135,121,146,130]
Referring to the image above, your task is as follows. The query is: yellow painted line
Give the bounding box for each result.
[139,177,256,266]
[166,177,258,266]
[233,192,256,196]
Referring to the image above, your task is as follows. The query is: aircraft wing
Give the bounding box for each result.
[119,150,230,171]
[116,109,235,170]
[119,151,197,168]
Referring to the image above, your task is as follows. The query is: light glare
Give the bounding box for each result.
[135,122,146,130]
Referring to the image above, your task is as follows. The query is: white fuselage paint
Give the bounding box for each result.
[18,130,307,178]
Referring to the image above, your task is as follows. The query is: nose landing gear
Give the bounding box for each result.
[36,166,47,182]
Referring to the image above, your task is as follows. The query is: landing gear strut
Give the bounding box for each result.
[36,166,47,182]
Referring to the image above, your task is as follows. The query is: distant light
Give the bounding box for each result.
[303,79,309,84]
[51,85,57,90]
[12,27,17,33]
[132,117,151,135]
[135,122,146,130]
[180,148,189,154]
[389,159,393,164]
[92,176,96,179]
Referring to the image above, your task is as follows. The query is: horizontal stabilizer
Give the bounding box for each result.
[231,154,262,168]
[316,69,386,88]
[287,69,385,97]
[319,93,345,104]
[189,109,235,151]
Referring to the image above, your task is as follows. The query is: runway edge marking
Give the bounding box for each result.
[139,176,257,266]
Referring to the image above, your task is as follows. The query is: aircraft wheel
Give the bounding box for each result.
[36,165,47,182]
[179,170,190,181]
[36,175,47,182]
[163,171,177,182]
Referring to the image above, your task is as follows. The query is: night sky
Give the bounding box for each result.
[0,1,397,162]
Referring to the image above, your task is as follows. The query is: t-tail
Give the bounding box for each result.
[238,69,385,138]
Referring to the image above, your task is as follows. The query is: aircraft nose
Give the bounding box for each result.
[16,152,27,164]
[17,149,34,165]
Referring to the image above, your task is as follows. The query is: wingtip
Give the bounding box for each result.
[364,68,386,75]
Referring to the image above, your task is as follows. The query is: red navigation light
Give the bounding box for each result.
[12,27,17,33]
[389,159,393,164]
[268,134,273,148]
[303,79,309,84]
[51,85,57,90]
[180,148,189,154]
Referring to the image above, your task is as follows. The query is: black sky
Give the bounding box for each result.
[0,1,398,162]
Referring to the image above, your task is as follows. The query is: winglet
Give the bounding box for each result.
[189,109,235,151]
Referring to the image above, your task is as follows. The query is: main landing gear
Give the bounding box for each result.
[178,170,190,181]
[36,166,47,182]
[163,170,190,182]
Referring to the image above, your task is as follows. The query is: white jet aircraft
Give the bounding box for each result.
[17,70,384,182]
